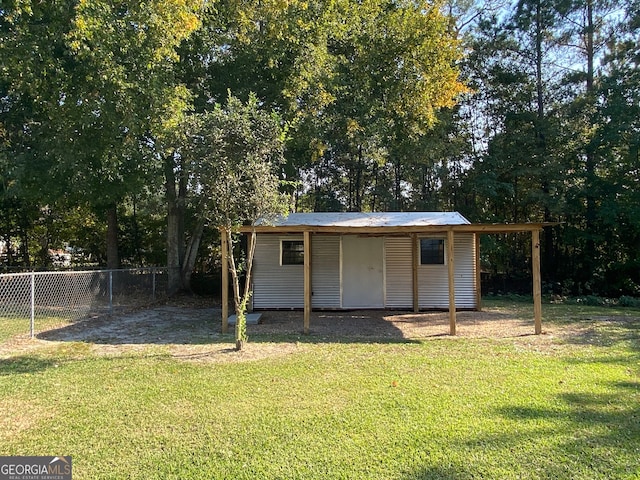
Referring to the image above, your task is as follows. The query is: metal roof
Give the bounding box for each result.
[237,212,554,234]
[256,212,471,228]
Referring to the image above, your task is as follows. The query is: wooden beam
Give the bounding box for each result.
[303,230,311,334]
[412,233,419,313]
[475,233,482,311]
[221,229,229,334]
[532,229,542,334]
[447,229,456,336]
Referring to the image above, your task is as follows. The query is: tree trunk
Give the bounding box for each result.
[370,161,378,211]
[165,155,184,295]
[225,229,244,350]
[534,0,555,281]
[177,159,187,266]
[583,0,597,285]
[394,156,402,211]
[106,204,120,269]
[4,235,12,266]
[20,225,30,267]
[165,154,204,295]
[354,146,363,212]
[132,195,144,267]
[535,0,544,123]
[181,217,205,292]
[223,229,258,352]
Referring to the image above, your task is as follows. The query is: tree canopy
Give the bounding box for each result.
[2,0,639,297]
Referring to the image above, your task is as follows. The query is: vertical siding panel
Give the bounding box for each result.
[418,233,476,308]
[312,236,341,308]
[384,237,413,308]
[454,233,476,308]
[253,235,304,308]
[418,262,449,308]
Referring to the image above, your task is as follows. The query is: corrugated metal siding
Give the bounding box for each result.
[312,236,341,308]
[384,237,413,308]
[418,233,476,308]
[253,232,476,310]
[453,234,476,308]
[252,235,304,308]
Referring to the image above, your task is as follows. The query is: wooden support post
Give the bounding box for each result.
[532,229,542,334]
[447,229,456,336]
[412,234,419,313]
[303,230,311,334]
[221,229,229,334]
[475,233,482,311]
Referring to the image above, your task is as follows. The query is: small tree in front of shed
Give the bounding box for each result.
[185,93,288,350]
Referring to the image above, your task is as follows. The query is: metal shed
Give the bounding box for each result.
[221,212,550,336]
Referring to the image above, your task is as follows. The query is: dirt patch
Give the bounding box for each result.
[167,341,303,364]
[40,305,219,345]
[2,297,633,362]
[253,309,542,339]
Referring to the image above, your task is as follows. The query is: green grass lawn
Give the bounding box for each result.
[0,314,74,343]
[0,315,32,342]
[1,299,639,479]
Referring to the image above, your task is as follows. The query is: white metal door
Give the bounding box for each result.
[342,236,384,308]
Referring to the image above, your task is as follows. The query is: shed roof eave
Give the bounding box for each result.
[236,222,558,234]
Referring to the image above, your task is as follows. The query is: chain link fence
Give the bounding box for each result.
[0,268,167,341]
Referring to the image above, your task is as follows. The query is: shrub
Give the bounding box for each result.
[618,295,640,308]
[568,295,610,306]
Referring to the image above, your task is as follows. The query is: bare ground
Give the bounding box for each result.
[1,296,636,363]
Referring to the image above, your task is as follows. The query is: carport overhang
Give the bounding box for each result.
[221,222,555,337]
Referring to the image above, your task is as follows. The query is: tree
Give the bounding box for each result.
[183,94,288,350]
[67,0,204,273]
[551,0,626,291]
[308,0,466,212]
[1,0,204,272]
[581,1,640,294]
[0,2,77,268]
[186,0,465,213]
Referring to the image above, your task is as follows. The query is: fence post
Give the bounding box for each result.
[109,270,113,315]
[30,272,35,338]
[152,268,156,301]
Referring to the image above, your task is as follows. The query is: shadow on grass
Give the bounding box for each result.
[482,379,640,478]
[0,356,59,375]
[483,317,639,475]
[398,379,640,479]
[558,315,640,352]
[403,464,484,480]
[395,320,640,480]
